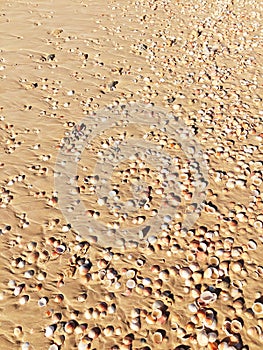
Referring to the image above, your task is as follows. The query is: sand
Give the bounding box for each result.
[0,0,263,349]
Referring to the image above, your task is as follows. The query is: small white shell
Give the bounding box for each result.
[48,345,59,350]
[19,295,29,305]
[45,325,56,338]
[179,267,192,279]
[38,297,48,307]
[152,300,165,310]
[24,270,34,279]
[197,330,209,346]
[126,279,136,289]
[199,291,217,304]
[188,303,198,313]
[247,239,257,250]
[14,285,24,297]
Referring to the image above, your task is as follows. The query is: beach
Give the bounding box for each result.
[0,0,263,349]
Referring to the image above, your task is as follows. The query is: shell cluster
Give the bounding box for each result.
[1,0,263,349]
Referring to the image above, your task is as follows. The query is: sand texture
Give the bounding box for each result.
[0,0,263,349]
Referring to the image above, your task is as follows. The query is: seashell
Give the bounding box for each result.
[97,302,108,312]
[19,295,30,305]
[14,284,25,296]
[126,279,136,289]
[75,324,87,335]
[152,309,163,319]
[188,303,198,313]
[179,267,192,279]
[55,244,66,254]
[37,271,47,281]
[108,303,116,314]
[24,270,35,279]
[104,325,114,337]
[129,318,141,332]
[92,309,100,319]
[145,314,156,325]
[27,251,39,264]
[252,302,263,315]
[208,256,219,266]
[159,269,169,281]
[52,313,62,323]
[88,327,101,339]
[126,269,136,278]
[14,326,23,337]
[231,261,243,273]
[152,300,165,310]
[192,272,203,284]
[84,308,93,320]
[197,330,209,347]
[48,344,59,350]
[79,263,91,276]
[230,319,243,333]
[153,331,163,344]
[64,320,78,334]
[38,297,48,307]
[142,278,152,286]
[247,239,257,250]
[208,331,217,343]
[189,262,200,272]
[204,267,213,279]
[176,327,186,338]
[54,294,64,303]
[254,220,263,230]
[45,325,56,338]
[199,291,217,304]
[78,338,90,350]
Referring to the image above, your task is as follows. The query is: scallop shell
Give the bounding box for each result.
[252,302,263,315]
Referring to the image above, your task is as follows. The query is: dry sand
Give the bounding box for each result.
[0,0,263,349]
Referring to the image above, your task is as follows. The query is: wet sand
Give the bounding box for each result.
[0,0,263,349]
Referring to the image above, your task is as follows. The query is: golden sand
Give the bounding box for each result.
[0,0,263,349]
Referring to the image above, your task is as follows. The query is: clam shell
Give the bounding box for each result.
[88,327,101,339]
[64,320,78,334]
[179,267,192,279]
[197,330,209,346]
[199,291,217,304]
[252,302,263,315]
[153,331,163,344]
[45,325,56,338]
[230,319,243,333]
